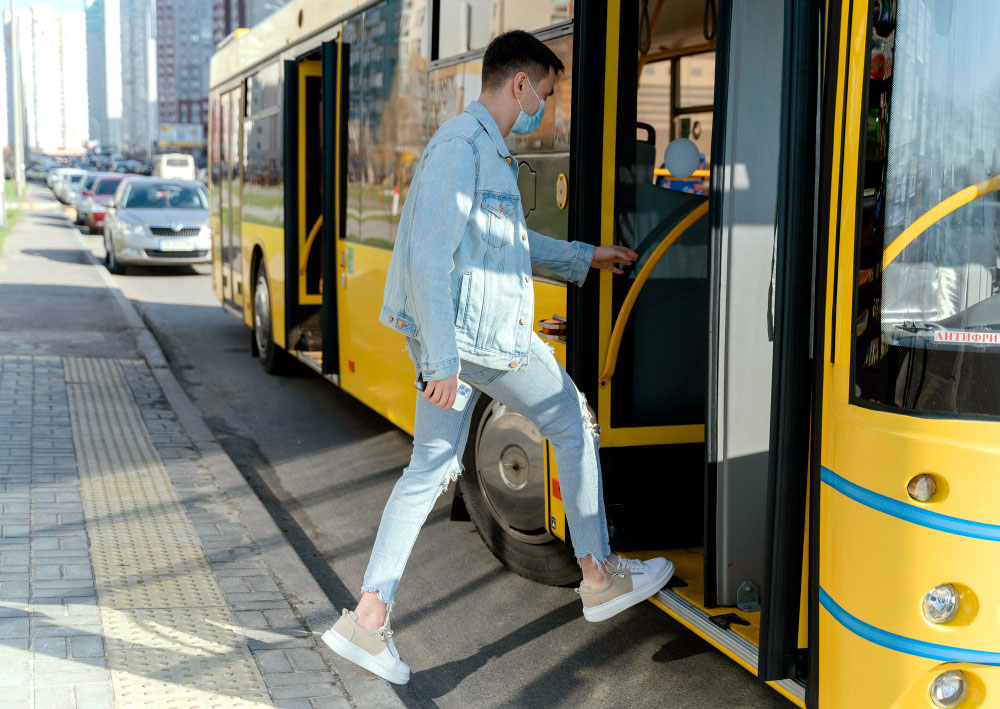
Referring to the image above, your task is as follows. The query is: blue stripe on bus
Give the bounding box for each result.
[820,466,1000,542]
[819,587,1000,665]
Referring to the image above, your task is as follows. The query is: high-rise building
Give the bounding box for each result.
[85,0,123,150]
[9,4,88,152]
[212,0,287,46]
[156,0,212,128]
[58,12,88,150]
[119,0,157,156]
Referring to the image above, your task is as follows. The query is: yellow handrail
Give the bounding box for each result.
[882,175,1000,270]
[300,215,323,275]
[598,201,710,386]
[654,168,710,180]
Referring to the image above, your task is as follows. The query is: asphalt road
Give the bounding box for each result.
[58,189,788,709]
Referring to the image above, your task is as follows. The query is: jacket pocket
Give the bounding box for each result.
[455,272,472,326]
[480,194,516,248]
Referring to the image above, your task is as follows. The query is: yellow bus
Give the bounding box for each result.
[210,1,1000,705]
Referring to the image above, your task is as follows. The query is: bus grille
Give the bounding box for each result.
[150,226,201,237]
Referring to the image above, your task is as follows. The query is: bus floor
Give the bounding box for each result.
[620,547,761,647]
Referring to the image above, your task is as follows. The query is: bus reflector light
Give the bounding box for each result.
[907,474,937,502]
[348,359,355,373]
[922,584,960,624]
[930,670,968,708]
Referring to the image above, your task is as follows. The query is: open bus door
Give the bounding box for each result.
[276,46,341,378]
[572,2,815,703]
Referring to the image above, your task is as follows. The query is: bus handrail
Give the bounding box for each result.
[598,201,710,387]
[882,175,1000,270]
[653,168,710,180]
[300,215,323,276]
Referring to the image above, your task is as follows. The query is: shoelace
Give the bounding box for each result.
[378,622,399,658]
[613,555,645,575]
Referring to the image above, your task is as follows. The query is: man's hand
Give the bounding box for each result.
[423,374,459,410]
[591,245,639,275]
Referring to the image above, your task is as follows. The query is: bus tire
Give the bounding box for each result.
[252,260,286,375]
[459,394,581,587]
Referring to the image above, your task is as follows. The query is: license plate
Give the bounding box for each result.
[157,238,196,251]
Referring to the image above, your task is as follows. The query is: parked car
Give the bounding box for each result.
[103,178,210,274]
[48,167,82,196]
[26,163,51,182]
[74,173,104,225]
[58,172,88,204]
[83,175,125,234]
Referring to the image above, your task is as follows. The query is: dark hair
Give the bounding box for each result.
[481,30,564,91]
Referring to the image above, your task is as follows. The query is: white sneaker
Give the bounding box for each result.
[321,609,410,685]
[577,554,674,622]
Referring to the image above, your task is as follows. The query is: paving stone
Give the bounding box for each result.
[273,699,314,709]
[312,697,352,709]
[0,616,28,638]
[286,648,328,672]
[70,635,104,658]
[32,685,75,708]
[74,683,114,709]
[262,670,334,687]
[33,635,68,659]
[270,683,339,699]
[0,661,28,687]
[253,648,293,674]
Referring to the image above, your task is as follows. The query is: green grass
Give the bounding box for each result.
[4,180,18,202]
[0,208,22,252]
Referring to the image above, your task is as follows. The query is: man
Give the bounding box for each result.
[321,30,674,685]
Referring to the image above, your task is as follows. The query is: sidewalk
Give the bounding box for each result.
[0,188,406,707]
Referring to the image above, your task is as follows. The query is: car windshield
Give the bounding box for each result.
[94,179,122,195]
[123,183,208,209]
[80,175,98,191]
[68,174,84,184]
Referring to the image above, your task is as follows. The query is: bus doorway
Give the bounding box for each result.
[573,1,801,695]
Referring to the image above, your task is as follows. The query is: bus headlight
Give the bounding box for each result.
[907,474,937,501]
[922,584,960,624]
[929,670,968,708]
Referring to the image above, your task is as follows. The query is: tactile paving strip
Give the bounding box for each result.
[64,357,272,707]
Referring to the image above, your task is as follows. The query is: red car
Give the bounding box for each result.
[85,176,125,234]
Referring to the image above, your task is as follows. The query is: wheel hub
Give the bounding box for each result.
[254,273,270,353]
[475,402,548,539]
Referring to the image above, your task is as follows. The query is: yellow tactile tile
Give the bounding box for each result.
[64,356,273,707]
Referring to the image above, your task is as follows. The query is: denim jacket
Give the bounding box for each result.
[379,101,595,380]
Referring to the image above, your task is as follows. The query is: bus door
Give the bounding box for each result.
[220,86,244,313]
[282,56,328,371]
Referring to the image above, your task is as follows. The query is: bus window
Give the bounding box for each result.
[854,0,1000,418]
[434,0,572,59]
[243,62,283,231]
[358,0,429,249]
[343,0,428,249]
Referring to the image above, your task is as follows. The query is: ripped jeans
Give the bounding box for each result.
[361,334,611,606]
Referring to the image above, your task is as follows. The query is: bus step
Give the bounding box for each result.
[708,613,752,632]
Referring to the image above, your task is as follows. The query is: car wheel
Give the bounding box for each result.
[459,395,582,586]
[104,233,126,275]
[253,259,287,374]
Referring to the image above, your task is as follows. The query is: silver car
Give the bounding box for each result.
[103,178,211,274]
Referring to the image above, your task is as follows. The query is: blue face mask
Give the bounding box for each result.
[510,77,545,135]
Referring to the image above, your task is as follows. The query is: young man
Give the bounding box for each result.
[322,31,674,685]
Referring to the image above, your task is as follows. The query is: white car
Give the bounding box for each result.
[53,168,87,203]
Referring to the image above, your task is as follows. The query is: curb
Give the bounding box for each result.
[71,228,410,709]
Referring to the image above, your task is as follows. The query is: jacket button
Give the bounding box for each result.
[396,319,403,327]
[524,275,531,282]
[521,233,527,241]
[509,361,518,368]
[387,315,392,322]
[519,317,527,325]
[499,204,504,212]
[505,157,512,164]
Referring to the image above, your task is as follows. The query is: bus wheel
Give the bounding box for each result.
[460,395,581,586]
[253,261,285,374]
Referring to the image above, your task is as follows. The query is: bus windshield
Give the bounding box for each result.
[854,0,1000,417]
